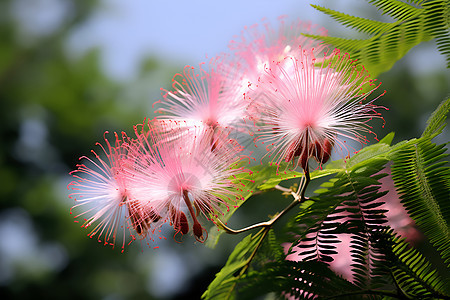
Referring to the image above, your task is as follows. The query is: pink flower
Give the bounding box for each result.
[249,48,386,170]
[123,119,246,242]
[230,16,328,92]
[155,59,248,135]
[68,132,141,252]
[68,120,248,250]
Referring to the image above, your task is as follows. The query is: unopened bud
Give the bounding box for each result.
[193,222,207,242]
[179,211,189,235]
[285,142,303,163]
[312,138,334,164]
[127,200,161,236]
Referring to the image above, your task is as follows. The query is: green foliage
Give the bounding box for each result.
[240,260,362,299]
[307,0,450,76]
[240,229,450,299]
[205,99,450,299]
[391,98,450,267]
[257,165,342,191]
[203,138,394,299]
[387,231,450,298]
[202,229,269,300]
[208,133,397,248]
[285,141,390,287]
[422,97,450,138]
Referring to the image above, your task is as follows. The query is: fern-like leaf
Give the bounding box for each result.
[381,229,450,298]
[421,97,450,138]
[240,229,449,299]
[391,137,450,267]
[311,5,394,35]
[285,139,392,288]
[423,0,450,67]
[391,98,450,267]
[240,260,362,300]
[202,229,268,300]
[368,0,420,21]
[309,0,450,76]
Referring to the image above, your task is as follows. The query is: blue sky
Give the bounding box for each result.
[68,0,366,79]
[13,0,446,80]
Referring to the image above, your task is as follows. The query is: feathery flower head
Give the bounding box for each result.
[249,47,386,171]
[155,59,248,135]
[68,132,140,252]
[230,16,328,90]
[123,119,246,243]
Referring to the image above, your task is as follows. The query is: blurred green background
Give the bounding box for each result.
[0,0,448,299]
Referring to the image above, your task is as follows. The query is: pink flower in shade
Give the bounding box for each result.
[67,132,144,252]
[229,16,328,91]
[155,60,249,135]
[248,48,386,171]
[122,119,246,243]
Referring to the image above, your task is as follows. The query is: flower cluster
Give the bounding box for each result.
[247,48,385,171]
[68,17,385,251]
[68,121,245,251]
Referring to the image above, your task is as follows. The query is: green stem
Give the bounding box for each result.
[218,167,310,235]
[223,228,269,300]
[239,228,270,276]
[217,197,303,234]
[300,163,310,199]
[219,166,312,299]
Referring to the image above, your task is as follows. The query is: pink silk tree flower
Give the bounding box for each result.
[122,119,246,243]
[155,59,249,135]
[68,132,146,252]
[249,48,386,171]
[229,17,328,93]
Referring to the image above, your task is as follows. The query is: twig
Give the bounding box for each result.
[219,166,310,234]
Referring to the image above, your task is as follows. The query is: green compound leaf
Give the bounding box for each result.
[422,97,450,138]
[211,102,450,299]
[202,229,268,300]
[391,97,450,267]
[391,137,450,267]
[278,135,394,292]
[309,0,450,76]
[285,155,390,285]
[239,260,360,299]
[239,229,450,299]
[386,231,450,298]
